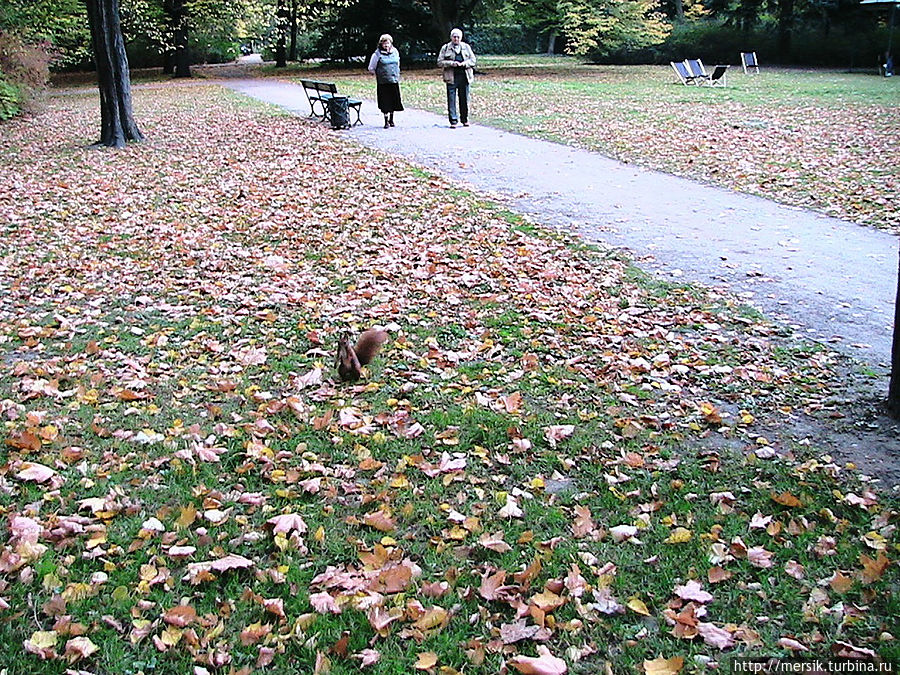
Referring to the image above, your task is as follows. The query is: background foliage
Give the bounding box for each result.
[0,0,895,119]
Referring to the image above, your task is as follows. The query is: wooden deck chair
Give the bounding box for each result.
[685,59,709,82]
[671,60,699,85]
[741,52,759,74]
[706,64,730,87]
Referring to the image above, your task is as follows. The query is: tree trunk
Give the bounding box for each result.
[164,0,190,77]
[289,0,298,62]
[85,0,143,148]
[546,31,557,55]
[674,0,685,21]
[427,0,483,45]
[776,0,795,60]
[275,0,288,68]
[888,246,900,418]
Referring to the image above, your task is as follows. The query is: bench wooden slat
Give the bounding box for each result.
[300,79,362,127]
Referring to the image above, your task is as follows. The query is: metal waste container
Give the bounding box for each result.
[327,96,350,130]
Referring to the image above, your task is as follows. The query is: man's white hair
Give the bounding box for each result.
[450,28,463,38]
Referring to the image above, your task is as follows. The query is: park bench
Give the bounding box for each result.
[300,79,362,126]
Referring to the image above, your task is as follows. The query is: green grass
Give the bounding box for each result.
[325,59,899,231]
[0,78,897,675]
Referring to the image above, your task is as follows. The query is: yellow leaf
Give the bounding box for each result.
[627,597,651,616]
[415,652,439,670]
[27,630,59,649]
[644,656,684,675]
[862,531,886,550]
[160,625,183,646]
[664,527,693,544]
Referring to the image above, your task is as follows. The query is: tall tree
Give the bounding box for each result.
[558,0,671,58]
[274,0,288,66]
[164,0,190,76]
[426,0,484,42]
[889,249,900,418]
[85,0,143,147]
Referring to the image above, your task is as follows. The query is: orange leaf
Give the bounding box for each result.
[772,492,801,507]
[859,552,890,584]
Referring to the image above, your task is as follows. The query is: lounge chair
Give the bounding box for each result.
[671,60,700,85]
[706,64,730,87]
[741,52,759,74]
[685,59,709,82]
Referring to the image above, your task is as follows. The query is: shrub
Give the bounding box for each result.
[467,24,544,55]
[0,30,51,117]
[0,76,22,119]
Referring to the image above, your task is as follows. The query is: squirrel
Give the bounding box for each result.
[336,329,389,381]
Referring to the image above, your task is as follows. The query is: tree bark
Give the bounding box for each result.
[776,0,795,60]
[888,246,900,418]
[85,0,143,148]
[546,31,557,55]
[289,0,298,62]
[427,0,483,44]
[170,0,191,78]
[275,0,288,68]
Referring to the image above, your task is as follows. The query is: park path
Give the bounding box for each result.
[222,78,898,373]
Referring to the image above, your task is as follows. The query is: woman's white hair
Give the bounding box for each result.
[378,33,393,46]
[450,28,463,38]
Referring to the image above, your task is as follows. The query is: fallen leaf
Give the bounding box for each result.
[64,636,98,663]
[15,462,56,483]
[363,510,396,532]
[643,656,684,675]
[673,580,713,604]
[627,597,651,616]
[507,645,568,674]
[415,651,439,670]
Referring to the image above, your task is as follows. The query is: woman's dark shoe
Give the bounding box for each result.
[389,120,395,127]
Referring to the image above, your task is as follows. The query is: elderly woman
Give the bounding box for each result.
[437,28,476,128]
[367,33,404,128]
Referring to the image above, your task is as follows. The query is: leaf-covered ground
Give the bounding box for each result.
[0,85,897,675]
[333,62,900,233]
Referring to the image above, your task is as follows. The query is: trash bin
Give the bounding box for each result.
[327,96,350,130]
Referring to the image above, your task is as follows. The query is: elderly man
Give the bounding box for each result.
[437,28,476,128]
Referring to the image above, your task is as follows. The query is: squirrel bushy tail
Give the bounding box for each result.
[336,329,388,381]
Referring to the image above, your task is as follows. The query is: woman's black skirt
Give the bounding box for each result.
[376,82,404,113]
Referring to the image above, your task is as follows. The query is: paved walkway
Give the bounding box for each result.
[224,78,898,371]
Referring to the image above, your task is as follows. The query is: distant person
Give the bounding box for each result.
[884,52,894,77]
[437,28,476,128]
[367,34,404,128]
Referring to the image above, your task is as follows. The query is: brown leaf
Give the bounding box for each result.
[772,491,802,507]
[63,636,98,663]
[415,652,439,670]
[479,569,509,601]
[707,567,732,584]
[6,430,42,451]
[572,505,594,538]
[163,605,197,627]
[644,656,684,675]
[859,552,890,584]
[239,622,272,646]
[363,509,396,533]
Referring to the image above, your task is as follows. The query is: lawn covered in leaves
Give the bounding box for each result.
[334,61,900,233]
[0,84,897,675]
